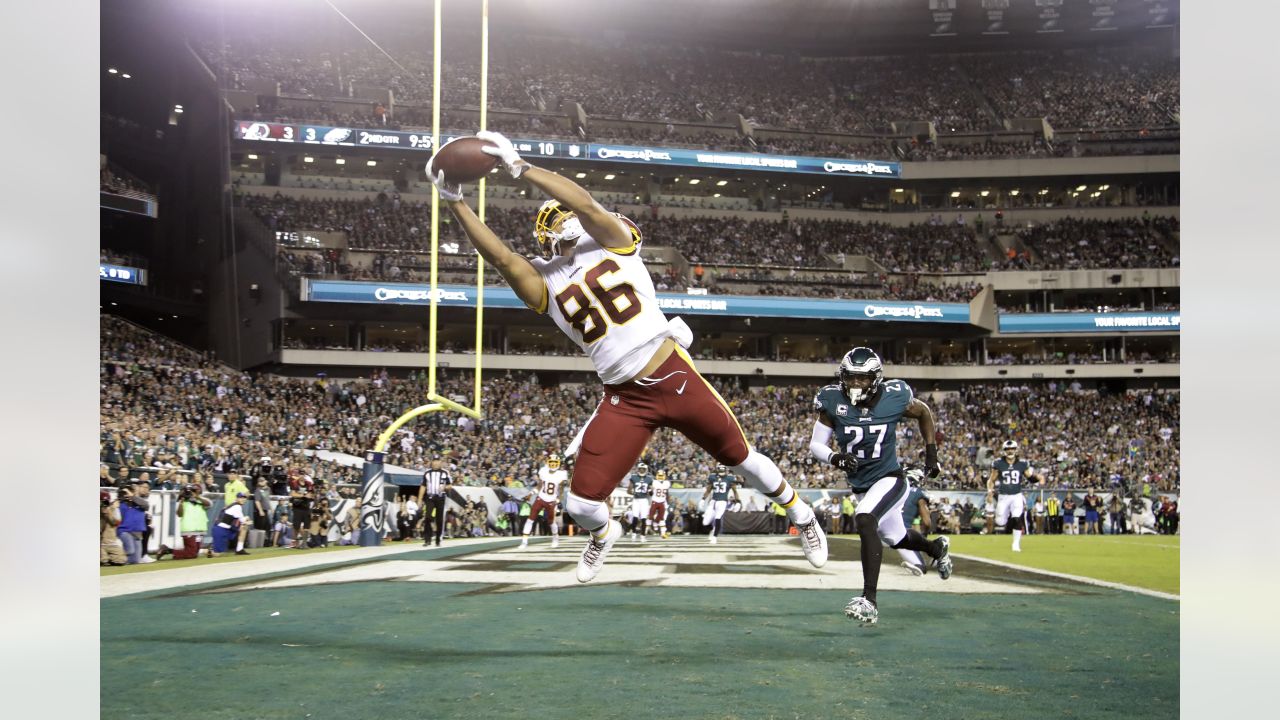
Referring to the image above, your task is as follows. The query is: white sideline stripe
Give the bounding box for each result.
[99,537,515,598]
[951,552,1179,601]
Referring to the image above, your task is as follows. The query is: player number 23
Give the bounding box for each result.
[553,259,642,344]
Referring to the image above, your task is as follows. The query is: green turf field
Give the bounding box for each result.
[950,534,1180,595]
[102,535,1178,720]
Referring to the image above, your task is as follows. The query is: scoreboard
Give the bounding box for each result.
[233,120,901,179]
[234,121,585,160]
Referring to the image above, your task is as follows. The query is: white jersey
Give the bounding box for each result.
[536,466,568,504]
[531,230,673,384]
[652,479,671,504]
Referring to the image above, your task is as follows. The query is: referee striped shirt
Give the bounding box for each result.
[421,469,450,497]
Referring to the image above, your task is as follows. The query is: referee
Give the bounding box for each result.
[417,456,451,547]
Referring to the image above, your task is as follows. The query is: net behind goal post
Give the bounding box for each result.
[359,0,491,545]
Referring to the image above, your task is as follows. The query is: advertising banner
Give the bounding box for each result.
[998,312,1181,333]
[100,264,146,286]
[303,280,968,323]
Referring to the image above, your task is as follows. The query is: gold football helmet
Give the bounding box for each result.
[534,199,582,258]
[547,453,562,470]
[533,200,642,258]
[655,469,667,481]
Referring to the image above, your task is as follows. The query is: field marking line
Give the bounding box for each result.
[99,537,516,598]
[950,552,1180,601]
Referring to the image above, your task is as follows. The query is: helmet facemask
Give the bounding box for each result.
[838,348,884,405]
[1001,441,1018,461]
[547,454,562,471]
[534,200,584,259]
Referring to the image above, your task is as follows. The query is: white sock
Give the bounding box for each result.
[522,519,533,536]
[1012,529,1022,547]
[731,450,814,526]
[565,493,611,538]
[551,523,559,537]
[896,547,923,569]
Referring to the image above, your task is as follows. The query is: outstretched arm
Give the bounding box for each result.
[477,131,632,249]
[444,199,548,313]
[519,167,631,248]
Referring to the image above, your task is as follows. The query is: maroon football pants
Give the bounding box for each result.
[572,348,750,501]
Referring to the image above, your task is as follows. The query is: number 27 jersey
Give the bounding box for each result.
[531,229,670,385]
[813,380,914,492]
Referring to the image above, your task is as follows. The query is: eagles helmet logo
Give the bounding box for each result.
[838,347,884,405]
[323,127,353,143]
[1001,439,1018,460]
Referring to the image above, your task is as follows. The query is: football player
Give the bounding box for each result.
[649,469,672,539]
[987,440,1041,552]
[701,464,740,545]
[431,132,826,582]
[897,467,932,576]
[810,347,953,625]
[522,453,567,549]
[630,467,653,543]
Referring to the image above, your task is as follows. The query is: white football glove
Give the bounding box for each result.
[424,153,463,202]
[475,130,531,179]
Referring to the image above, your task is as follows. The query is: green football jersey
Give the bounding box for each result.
[707,474,734,501]
[993,458,1033,495]
[813,379,914,492]
[630,473,653,498]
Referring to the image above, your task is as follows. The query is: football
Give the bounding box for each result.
[428,136,500,183]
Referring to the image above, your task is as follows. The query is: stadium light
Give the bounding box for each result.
[108,68,118,74]
[1039,189,1049,195]
[1075,184,1087,192]
[688,179,700,185]
[367,160,377,166]
[950,191,961,198]
[247,154,258,160]
[335,158,346,165]
[303,156,314,163]
[604,174,615,180]
[1099,184,1110,191]
[121,73,131,79]
[893,188,904,193]
[980,190,990,197]
[716,180,728,186]
[575,172,587,179]
[713,193,721,198]
[1009,189,1020,196]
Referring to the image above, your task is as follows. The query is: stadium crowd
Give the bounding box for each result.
[1010,216,1180,270]
[202,32,1175,132]
[102,315,1179,498]
[199,19,1177,154]
[246,192,1180,272]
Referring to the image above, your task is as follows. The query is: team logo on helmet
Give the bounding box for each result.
[533,200,642,258]
[655,469,667,481]
[1001,440,1018,459]
[838,347,884,405]
[533,199,583,258]
[547,453,562,470]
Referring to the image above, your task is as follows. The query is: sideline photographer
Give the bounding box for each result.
[170,483,212,560]
[209,493,249,558]
[115,484,148,564]
[100,491,126,566]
